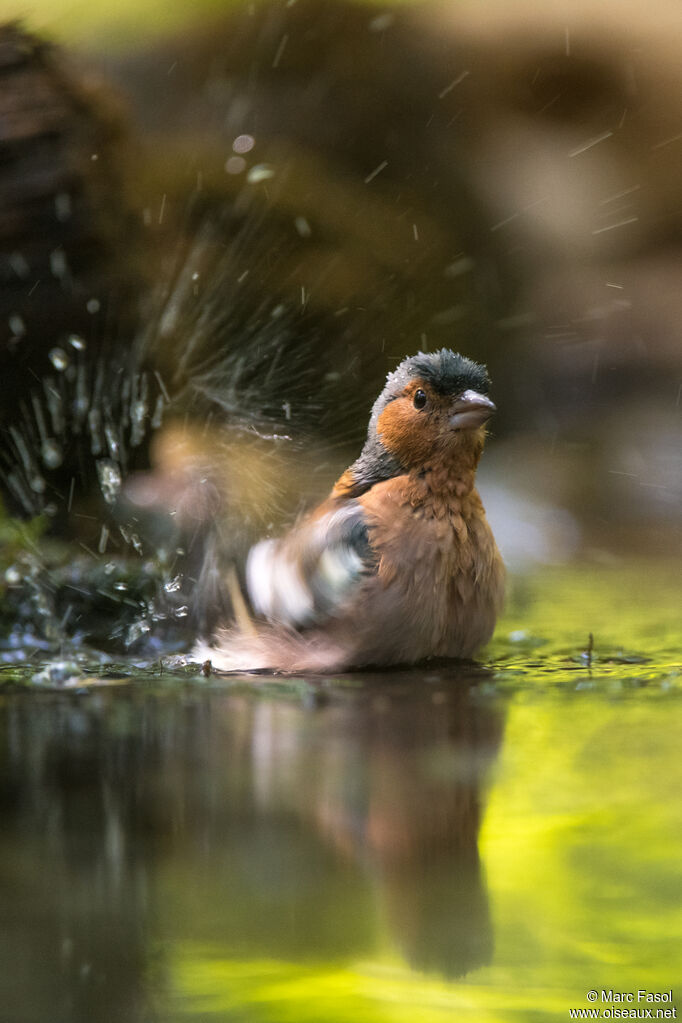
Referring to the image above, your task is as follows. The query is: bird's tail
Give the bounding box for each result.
[192,624,348,675]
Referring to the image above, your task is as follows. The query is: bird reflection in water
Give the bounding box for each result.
[0,672,505,1023]
[247,674,504,979]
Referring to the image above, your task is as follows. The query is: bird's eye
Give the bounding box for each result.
[413,389,427,410]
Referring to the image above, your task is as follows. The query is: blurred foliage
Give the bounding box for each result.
[0,501,46,564]
[0,0,238,47]
[0,0,410,48]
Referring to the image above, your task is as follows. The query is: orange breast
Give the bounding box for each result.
[347,474,505,663]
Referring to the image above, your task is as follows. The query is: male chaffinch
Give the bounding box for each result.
[195,348,505,672]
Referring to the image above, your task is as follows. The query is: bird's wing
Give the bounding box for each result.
[245,500,375,631]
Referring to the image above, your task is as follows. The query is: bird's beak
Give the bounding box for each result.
[449,390,496,430]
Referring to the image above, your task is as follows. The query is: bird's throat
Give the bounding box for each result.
[332,436,404,498]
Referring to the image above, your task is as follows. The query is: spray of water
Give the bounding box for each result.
[1,187,382,663]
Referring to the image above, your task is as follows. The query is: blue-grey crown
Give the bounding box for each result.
[386,348,490,399]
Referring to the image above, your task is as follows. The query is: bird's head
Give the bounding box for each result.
[338,349,495,496]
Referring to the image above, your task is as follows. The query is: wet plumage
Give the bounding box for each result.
[194,349,505,672]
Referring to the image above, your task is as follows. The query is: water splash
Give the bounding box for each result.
[97,459,123,505]
[41,439,63,470]
[49,347,69,372]
[0,197,374,659]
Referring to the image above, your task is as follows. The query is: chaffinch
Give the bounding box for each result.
[195,348,505,672]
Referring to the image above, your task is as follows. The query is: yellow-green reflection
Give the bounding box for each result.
[162,563,682,1022]
[475,690,682,1019]
[165,690,682,1022]
[171,953,504,1022]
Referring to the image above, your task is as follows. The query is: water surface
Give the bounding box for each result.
[1,561,680,1023]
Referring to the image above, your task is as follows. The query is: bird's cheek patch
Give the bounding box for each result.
[377,399,433,466]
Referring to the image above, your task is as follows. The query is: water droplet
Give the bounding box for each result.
[444,256,475,278]
[130,403,147,446]
[247,164,275,184]
[164,575,183,594]
[97,458,122,505]
[173,605,189,619]
[88,407,103,455]
[29,473,46,493]
[44,380,64,434]
[151,394,164,430]
[9,252,29,278]
[104,423,120,460]
[233,134,255,154]
[126,619,151,647]
[129,373,149,446]
[6,471,33,514]
[9,313,26,337]
[68,334,86,351]
[113,581,128,592]
[509,630,529,642]
[5,566,21,585]
[34,589,52,619]
[225,156,246,175]
[41,439,63,469]
[50,248,68,279]
[98,525,109,554]
[49,348,69,371]
[32,660,82,686]
[294,216,312,238]
[55,192,72,222]
[73,363,89,424]
[120,528,144,554]
[9,426,31,473]
[369,12,395,31]
[86,298,100,314]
